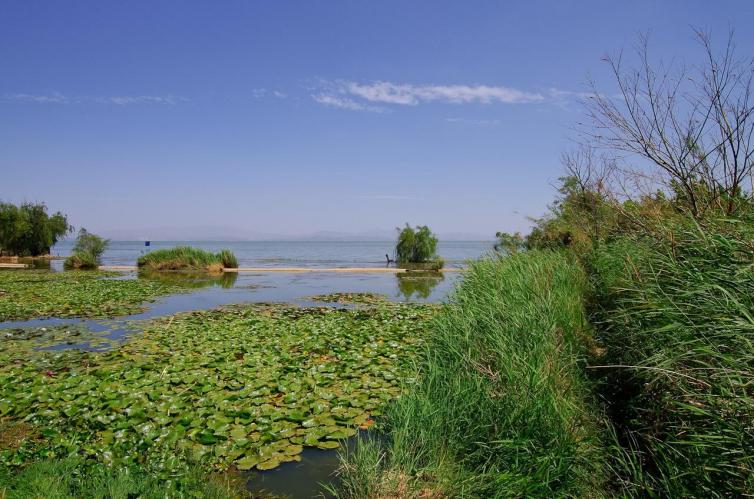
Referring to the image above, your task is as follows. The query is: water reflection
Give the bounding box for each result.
[396,271,445,300]
[138,270,238,289]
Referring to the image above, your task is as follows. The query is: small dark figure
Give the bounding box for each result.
[385,253,395,266]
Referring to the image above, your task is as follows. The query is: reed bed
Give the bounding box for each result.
[136,246,238,272]
[334,251,605,498]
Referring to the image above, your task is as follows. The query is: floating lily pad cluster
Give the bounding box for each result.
[0,270,181,321]
[1,324,114,351]
[0,302,435,475]
[309,292,388,304]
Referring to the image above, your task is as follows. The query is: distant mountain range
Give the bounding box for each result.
[87,226,492,242]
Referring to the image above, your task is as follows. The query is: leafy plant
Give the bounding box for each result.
[64,229,109,269]
[394,224,441,268]
[0,302,436,477]
[137,246,238,272]
[0,201,71,257]
[0,270,181,321]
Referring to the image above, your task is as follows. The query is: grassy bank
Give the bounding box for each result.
[0,458,243,498]
[137,246,238,272]
[587,221,754,496]
[335,251,604,497]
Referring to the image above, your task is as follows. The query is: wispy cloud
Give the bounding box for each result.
[312,94,386,113]
[342,81,544,105]
[311,79,596,112]
[252,88,288,99]
[2,92,186,105]
[3,92,69,104]
[94,95,185,105]
[353,194,425,201]
[445,117,500,126]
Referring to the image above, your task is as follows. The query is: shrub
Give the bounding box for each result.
[137,246,238,272]
[394,224,441,267]
[64,229,109,270]
[0,202,71,256]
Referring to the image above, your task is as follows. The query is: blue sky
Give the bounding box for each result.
[2,1,753,239]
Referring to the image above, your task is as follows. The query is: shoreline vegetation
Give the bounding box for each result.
[332,30,754,498]
[137,246,239,272]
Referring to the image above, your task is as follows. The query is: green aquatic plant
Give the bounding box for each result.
[309,293,387,304]
[0,302,435,476]
[0,270,181,320]
[137,246,238,272]
[64,229,109,270]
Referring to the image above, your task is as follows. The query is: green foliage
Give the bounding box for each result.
[218,249,238,269]
[0,270,181,321]
[0,202,71,256]
[64,229,109,270]
[0,458,243,498]
[137,246,238,271]
[588,220,754,496]
[0,303,435,476]
[63,251,99,270]
[394,224,441,266]
[494,231,525,254]
[336,252,605,497]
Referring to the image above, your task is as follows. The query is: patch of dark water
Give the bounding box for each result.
[246,432,384,499]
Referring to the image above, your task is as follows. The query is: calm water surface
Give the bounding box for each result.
[51,240,493,268]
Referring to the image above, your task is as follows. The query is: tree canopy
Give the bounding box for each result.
[0,202,72,256]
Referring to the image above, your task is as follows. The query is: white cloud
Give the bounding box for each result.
[312,94,386,113]
[341,81,544,105]
[354,194,424,201]
[252,88,287,99]
[3,92,185,105]
[98,95,184,105]
[3,92,69,104]
[445,117,500,126]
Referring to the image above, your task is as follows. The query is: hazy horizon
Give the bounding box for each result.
[3,1,753,238]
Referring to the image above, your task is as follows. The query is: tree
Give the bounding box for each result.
[395,224,441,267]
[0,202,71,256]
[584,29,754,218]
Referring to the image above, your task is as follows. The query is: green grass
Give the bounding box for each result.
[136,246,238,271]
[0,458,243,498]
[334,251,605,497]
[63,251,98,270]
[0,270,180,320]
[588,220,754,496]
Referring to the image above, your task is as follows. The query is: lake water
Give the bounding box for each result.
[6,241,493,498]
[51,240,494,268]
